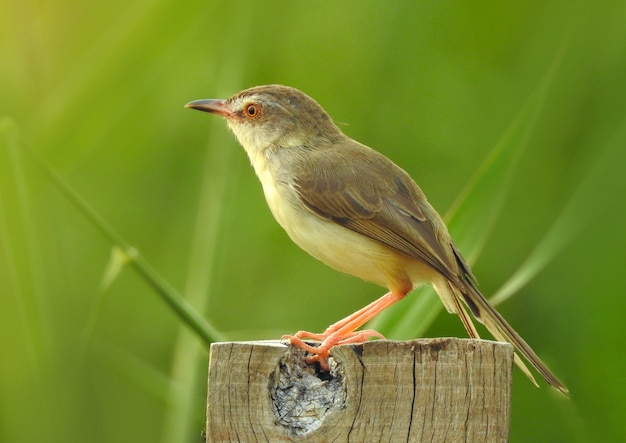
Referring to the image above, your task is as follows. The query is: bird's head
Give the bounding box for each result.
[186,84,343,156]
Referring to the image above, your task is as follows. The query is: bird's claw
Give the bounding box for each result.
[282,329,386,371]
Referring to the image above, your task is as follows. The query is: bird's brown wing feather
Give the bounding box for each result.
[292,142,459,282]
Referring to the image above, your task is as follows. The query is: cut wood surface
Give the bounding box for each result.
[206,338,513,443]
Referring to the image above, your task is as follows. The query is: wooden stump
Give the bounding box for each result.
[206,338,513,443]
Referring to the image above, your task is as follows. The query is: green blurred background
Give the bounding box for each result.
[2,1,625,442]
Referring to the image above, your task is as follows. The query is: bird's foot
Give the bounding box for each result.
[282,329,385,371]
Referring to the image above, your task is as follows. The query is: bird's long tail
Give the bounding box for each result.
[445,249,569,397]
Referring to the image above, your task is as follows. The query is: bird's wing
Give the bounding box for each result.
[292,143,459,282]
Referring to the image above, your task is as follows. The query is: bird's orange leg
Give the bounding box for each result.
[282,291,405,370]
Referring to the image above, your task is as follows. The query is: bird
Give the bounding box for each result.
[185,84,568,396]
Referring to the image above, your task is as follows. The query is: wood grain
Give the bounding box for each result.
[206,338,513,442]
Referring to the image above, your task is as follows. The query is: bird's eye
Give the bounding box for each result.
[244,103,260,118]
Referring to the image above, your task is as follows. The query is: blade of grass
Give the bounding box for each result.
[79,245,137,360]
[491,116,626,305]
[160,102,237,443]
[20,138,225,345]
[0,118,57,439]
[369,47,564,338]
[0,118,51,355]
[158,20,254,439]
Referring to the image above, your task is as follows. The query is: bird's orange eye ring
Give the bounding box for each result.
[244,103,260,118]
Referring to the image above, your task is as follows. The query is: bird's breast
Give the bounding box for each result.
[255,166,419,293]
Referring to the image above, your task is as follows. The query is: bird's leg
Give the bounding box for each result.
[283,295,392,350]
[289,291,399,340]
[283,291,405,370]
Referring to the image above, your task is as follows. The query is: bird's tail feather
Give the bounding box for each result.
[450,279,569,396]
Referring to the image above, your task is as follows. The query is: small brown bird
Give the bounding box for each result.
[186,84,568,396]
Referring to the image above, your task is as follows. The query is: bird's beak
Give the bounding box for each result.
[185,99,233,117]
